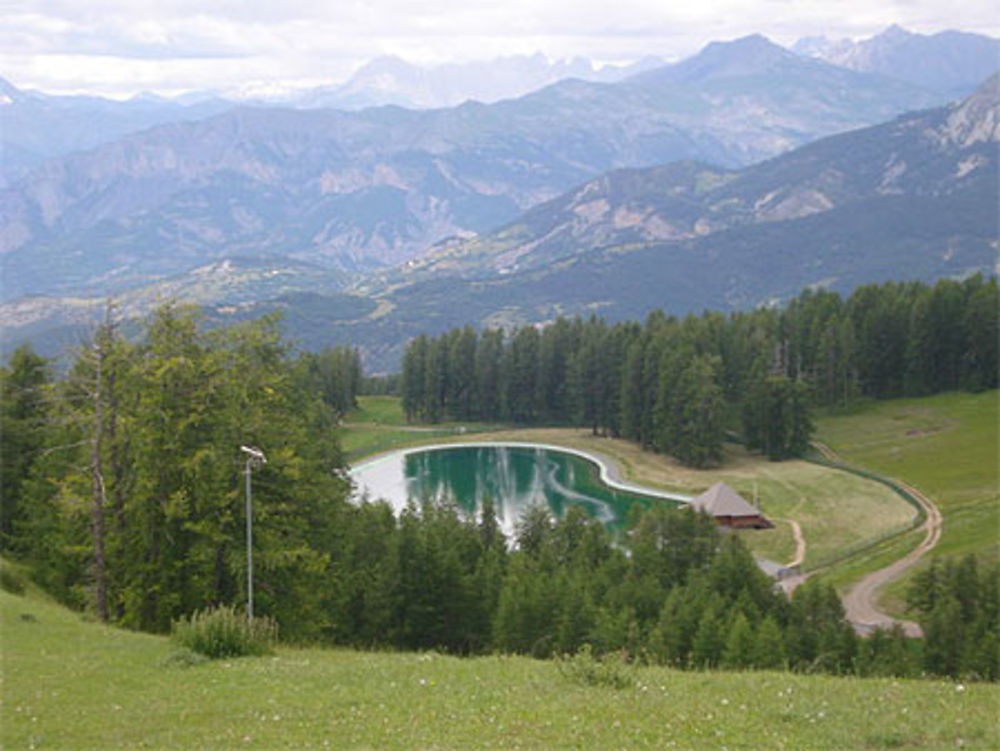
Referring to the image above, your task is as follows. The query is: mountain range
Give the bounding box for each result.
[293,53,667,110]
[1,30,997,370]
[4,24,995,189]
[4,74,996,371]
[0,79,231,188]
[0,35,945,303]
[794,25,1000,99]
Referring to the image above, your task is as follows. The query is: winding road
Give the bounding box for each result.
[811,441,943,637]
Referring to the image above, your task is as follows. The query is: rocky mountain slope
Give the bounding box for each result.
[0,78,232,188]
[341,74,998,368]
[391,73,999,284]
[0,36,942,302]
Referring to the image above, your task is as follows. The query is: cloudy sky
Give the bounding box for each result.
[3,0,998,98]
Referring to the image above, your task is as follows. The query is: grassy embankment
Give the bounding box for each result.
[342,398,915,571]
[4,580,998,750]
[812,390,999,612]
[340,396,507,461]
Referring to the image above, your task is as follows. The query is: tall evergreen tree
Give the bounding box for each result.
[474,329,504,421]
[0,344,51,552]
[401,335,428,421]
[671,355,725,468]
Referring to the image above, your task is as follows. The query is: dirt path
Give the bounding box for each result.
[812,441,943,637]
[784,518,806,569]
[776,518,808,596]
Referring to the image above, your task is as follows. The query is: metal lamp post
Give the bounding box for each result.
[240,445,266,619]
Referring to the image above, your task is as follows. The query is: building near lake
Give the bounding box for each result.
[691,482,773,529]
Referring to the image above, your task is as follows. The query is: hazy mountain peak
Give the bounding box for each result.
[298,52,655,110]
[701,33,790,60]
[129,91,170,104]
[877,24,915,42]
[356,55,415,75]
[0,76,23,104]
[795,25,1000,97]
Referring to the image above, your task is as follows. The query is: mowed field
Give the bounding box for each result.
[813,390,999,610]
[4,586,998,750]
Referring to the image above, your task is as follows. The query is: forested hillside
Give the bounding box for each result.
[2,293,997,682]
[400,276,998,464]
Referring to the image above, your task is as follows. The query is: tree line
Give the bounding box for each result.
[400,275,997,465]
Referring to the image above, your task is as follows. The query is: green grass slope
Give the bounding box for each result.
[4,586,999,750]
[815,390,999,607]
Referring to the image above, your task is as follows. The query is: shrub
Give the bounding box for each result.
[557,644,634,689]
[159,648,210,668]
[171,605,278,659]
[0,565,26,595]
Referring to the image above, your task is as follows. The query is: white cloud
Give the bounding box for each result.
[2,0,998,97]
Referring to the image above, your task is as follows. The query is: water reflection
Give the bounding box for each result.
[351,445,677,536]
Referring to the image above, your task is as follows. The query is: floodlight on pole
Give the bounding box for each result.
[240,445,266,619]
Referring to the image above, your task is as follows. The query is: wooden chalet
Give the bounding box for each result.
[690,482,773,529]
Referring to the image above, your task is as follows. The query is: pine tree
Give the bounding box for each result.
[474,329,504,421]
[691,602,724,669]
[722,611,755,669]
[0,344,51,552]
[743,375,814,460]
[753,615,786,670]
[672,355,725,468]
[401,335,428,421]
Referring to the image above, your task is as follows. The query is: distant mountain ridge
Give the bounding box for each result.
[4,76,996,370]
[0,35,944,303]
[0,53,664,185]
[295,53,667,110]
[0,78,233,188]
[396,72,1000,283]
[794,25,1000,98]
[5,23,994,190]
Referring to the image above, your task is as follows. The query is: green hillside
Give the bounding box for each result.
[4,583,997,750]
[815,390,1000,608]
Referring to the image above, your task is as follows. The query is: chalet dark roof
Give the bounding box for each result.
[691,482,760,517]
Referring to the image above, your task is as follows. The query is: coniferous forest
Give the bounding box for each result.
[401,276,998,464]
[2,277,999,682]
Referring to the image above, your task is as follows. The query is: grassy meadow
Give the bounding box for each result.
[813,390,999,610]
[4,585,999,750]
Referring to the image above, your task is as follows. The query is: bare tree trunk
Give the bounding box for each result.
[89,302,114,623]
[106,341,128,620]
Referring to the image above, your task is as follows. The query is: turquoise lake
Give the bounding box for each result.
[349,444,684,534]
